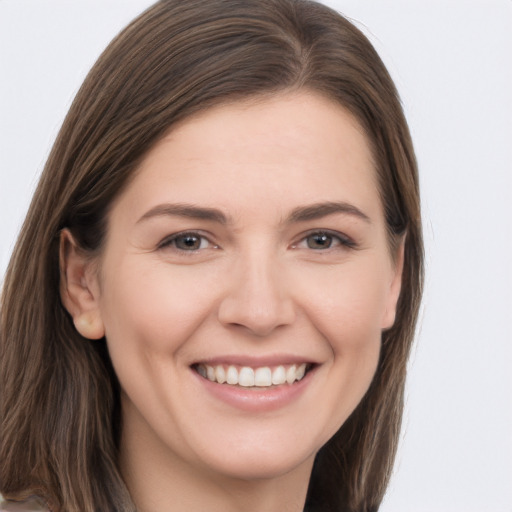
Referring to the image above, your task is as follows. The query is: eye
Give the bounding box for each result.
[293,230,356,251]
[159,232,215,251]
[306,232,336,250]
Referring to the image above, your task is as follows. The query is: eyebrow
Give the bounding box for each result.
[286,201,371,224]
[137,203,229,224]
[136,200,371,226]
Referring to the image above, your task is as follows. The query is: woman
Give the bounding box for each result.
[0,1,423,511]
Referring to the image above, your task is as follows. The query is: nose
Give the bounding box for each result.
[217,251,296,337]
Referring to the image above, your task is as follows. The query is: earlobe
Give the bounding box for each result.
[73,312,105,340]
[59,229,105,340]
[381,238,405,330]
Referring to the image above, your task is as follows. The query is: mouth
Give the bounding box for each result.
[192,362,315,388]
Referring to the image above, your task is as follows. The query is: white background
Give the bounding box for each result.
[1,1,511,511]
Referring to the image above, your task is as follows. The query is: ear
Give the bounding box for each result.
[381,237,405,330]
[59,229,105,340]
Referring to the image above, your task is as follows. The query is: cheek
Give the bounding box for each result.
[296,259,391,350]
[294,261,387,418]
[290,292,383,449]
[100,260,221,350]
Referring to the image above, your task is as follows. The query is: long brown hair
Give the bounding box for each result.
[0,1,423,510]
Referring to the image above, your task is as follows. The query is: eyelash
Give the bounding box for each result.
[158,231,217,252]
[158,230,356,253]
[292,230,357,251]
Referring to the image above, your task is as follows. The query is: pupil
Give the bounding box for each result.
[178,235,200,250]
[308,234,332,249]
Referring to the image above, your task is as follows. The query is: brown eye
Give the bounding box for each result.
[306,233,334,249]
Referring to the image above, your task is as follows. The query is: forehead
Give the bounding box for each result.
[109,91,381,228]
[161,91,373,167]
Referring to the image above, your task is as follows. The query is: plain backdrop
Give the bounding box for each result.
[1,1,511,511]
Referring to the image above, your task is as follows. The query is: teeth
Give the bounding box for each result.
[254,367,272,386]
[271,365,286,385]
[286,365,297,384]
[226,365,238,385]
[215,365,226,384]
[206,365,216,382]
[239,367,255,387]
[196,363,309,387]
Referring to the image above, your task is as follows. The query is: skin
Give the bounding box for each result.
[61,91,403,512]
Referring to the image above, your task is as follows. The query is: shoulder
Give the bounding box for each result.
[0,497,49,512]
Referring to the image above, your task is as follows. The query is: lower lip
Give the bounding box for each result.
[191,367,316,413]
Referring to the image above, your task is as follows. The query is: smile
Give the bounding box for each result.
[194,363,311,388]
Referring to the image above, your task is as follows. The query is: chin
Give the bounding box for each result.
[202,450,316,482]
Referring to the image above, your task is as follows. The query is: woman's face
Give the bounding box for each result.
[75,92,403,483]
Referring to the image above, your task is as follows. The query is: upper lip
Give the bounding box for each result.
[192,354,318,367]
